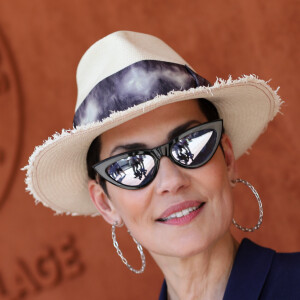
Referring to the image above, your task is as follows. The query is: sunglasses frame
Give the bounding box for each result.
[93,119,223,190]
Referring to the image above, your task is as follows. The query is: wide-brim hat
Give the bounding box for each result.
[23,31,282,216]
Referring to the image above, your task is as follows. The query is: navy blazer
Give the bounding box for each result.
[158,238,300,300]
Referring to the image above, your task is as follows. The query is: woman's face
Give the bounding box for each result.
[89,99,236,258]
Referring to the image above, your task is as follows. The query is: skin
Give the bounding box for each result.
[89,99,239,300]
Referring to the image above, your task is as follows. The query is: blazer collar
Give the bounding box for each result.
[223,238,275,300]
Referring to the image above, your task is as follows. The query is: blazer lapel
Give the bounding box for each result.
[223,238,275,300]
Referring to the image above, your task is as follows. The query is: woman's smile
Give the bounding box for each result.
[156,200,206,225]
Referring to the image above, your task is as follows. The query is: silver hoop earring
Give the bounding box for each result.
[111,222,146,274]
[232,179,263,232]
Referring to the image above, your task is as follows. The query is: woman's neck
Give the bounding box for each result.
[151,232,239,300]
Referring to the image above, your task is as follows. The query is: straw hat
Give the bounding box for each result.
[23,31,282,216]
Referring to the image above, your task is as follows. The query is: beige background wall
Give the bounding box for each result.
[0,0,299,299]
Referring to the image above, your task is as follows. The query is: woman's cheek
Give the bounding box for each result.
[109,188,149,225]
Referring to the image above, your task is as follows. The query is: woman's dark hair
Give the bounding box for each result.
[86,98,222,195]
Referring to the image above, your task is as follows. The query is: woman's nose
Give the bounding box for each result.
[154,157,190,195]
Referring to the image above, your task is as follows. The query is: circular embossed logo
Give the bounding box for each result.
[0,29,23,211]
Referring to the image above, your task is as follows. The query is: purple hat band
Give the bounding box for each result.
[73,60,211,127]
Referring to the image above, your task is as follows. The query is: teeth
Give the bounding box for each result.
[162,205,200,221]
[176,211,183,218]
[182,209,189,216]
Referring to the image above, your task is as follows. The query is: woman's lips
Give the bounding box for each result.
[156,201,206,225]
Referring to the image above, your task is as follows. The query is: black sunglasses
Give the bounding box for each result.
[93,119,223,190]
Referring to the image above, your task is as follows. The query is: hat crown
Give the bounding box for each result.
[75,31,190,111]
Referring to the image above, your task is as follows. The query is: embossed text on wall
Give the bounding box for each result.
[0,234,85,299]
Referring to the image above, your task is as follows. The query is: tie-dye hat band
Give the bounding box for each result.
[73,60,210,127]
[23,31,283,216]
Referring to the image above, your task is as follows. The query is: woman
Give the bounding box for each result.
[24,31,300,299]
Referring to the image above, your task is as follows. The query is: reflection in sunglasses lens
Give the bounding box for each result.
[171,129,216,166]
[106,154,156,187]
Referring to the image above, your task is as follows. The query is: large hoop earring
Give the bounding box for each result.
[111,222,146,274]
[232,179,263,232]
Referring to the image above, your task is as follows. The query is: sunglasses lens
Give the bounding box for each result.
[171,129,217,167]
[106,154,156,187]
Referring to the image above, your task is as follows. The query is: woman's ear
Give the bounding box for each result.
[220,134,237,182]
[88,180,123,225]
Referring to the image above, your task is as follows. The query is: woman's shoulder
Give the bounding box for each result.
[241,237,300,270]
[263,244,300,298]
[272,247,300,269]
[223,238,300,300]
